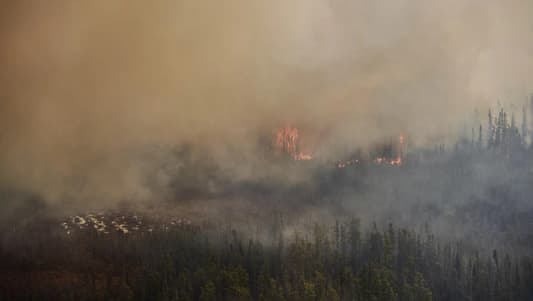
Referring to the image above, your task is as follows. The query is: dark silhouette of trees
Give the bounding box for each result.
[1,219,532,301]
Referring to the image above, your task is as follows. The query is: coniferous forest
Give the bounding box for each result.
[3,103,533,300]
[1,217,532,301]
[2,103,533,300]
[3,1,533,300]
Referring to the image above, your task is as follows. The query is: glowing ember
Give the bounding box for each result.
[336,159,359,169]
[295,152,313,160]
[390,157,402,165]
[372,135,405,166]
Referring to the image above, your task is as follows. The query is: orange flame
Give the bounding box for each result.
[371,135,405,166]
[274,126,312,160]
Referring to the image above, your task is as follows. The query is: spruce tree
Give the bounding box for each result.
[488,109,494,148]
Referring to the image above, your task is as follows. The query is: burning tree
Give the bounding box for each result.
[273,125,312,160]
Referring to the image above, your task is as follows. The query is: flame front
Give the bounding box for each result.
[373,134,405,166]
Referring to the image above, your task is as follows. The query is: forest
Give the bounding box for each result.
[1,111,533,300]
[2,1,533,300]
[1,216,532,301]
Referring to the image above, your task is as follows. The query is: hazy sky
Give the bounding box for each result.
[1,0,533,202]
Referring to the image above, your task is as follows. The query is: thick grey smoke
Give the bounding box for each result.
[1,0,533,203]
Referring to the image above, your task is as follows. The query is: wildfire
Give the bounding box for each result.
[274,126,298,155]
[373,134,405,166]
[374,156,402,166]
[374,157,385,164]
[390,156,402,165]
[336,159,359,169]
[295,152,313,161]
[272,126,405,167]
[273,125,313,160]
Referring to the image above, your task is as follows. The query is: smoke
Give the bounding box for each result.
[1,0,533,203]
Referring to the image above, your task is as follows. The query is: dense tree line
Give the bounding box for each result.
[1,218,532,301]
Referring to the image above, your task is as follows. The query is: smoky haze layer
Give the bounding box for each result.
[1,0,533,203]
